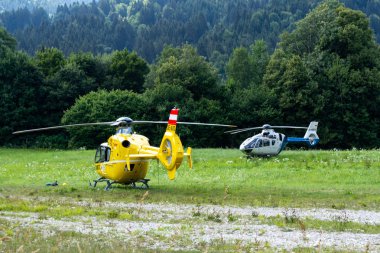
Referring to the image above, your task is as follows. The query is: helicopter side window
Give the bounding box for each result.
[263,139,270,147]
[254,139,262,148]
[279,134,283,141]
[95,146,110,163]
[272,140,275,145]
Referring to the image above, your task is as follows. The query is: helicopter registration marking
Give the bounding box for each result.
[166,125,176,131]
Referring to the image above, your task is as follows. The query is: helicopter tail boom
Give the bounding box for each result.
[287,121,319,146]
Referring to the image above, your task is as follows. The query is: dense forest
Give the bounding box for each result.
[1,0,380,73]
[0,0,93,14]
[0,0,379,149]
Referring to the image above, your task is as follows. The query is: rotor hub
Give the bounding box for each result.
[262,124,272,129]
[111,117,133,127]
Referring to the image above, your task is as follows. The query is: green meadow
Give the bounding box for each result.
[0,148,379,209]
[1,148,380,252]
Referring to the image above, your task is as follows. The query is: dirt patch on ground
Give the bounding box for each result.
[1,195,380,252]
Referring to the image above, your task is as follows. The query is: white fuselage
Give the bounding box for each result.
[239,129,286,156]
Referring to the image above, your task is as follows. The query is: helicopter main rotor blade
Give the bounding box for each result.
[225,127,263,134]
[133,121,167,124]
[13,120,236,135]
[270,126,308,129]
[133,121,236,128]
[12,122,113,134]
[178,122,236,127]
[226,125,308,134]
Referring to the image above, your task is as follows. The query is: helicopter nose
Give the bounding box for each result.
[239,144,253,155]
[239,144,246,151]
[240,138,252,152]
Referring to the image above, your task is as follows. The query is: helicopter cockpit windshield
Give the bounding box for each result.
[244,138,259,149]
[241,137,274,151]
[95,143,110,163]
[116,127,133,135]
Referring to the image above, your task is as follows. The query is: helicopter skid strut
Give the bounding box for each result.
[90,177,114,191]
[89,177,150,190]
[131,179,150,189]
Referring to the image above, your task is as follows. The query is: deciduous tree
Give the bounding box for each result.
[264,0,380,148]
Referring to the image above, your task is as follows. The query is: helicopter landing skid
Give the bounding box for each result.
[131,179,150,189]
[89,177,115,191]
[89,178,150,190]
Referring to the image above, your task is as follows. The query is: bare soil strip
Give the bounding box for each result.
[5,194,380,225]
[1,195,380,252]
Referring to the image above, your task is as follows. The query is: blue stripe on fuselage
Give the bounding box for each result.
[287,137,319,146]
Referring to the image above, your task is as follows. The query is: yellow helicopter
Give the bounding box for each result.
[13,108,235,190]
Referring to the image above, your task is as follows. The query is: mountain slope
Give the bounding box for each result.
[0,0,93,14]
[1,0,379,65]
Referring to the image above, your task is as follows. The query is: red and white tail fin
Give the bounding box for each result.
[168,108,179,126]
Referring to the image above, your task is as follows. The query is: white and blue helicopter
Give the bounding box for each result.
[227,122,319,156]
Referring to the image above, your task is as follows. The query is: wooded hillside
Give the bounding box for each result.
[1,0,380,71]
[0,0,379,149]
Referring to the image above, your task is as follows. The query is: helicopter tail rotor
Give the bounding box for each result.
[185,147,193,169]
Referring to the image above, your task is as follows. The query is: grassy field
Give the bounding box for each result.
[0,148,379,209]
[0,148,379,252]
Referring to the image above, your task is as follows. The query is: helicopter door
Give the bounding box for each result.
[254,139,262,149]
[95,144,111,163]
[252,139,264,155]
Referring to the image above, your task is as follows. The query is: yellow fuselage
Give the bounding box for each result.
[95,133,158,183]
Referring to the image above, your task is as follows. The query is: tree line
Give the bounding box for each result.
[1,0,380,77]
[0,0,379,149]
